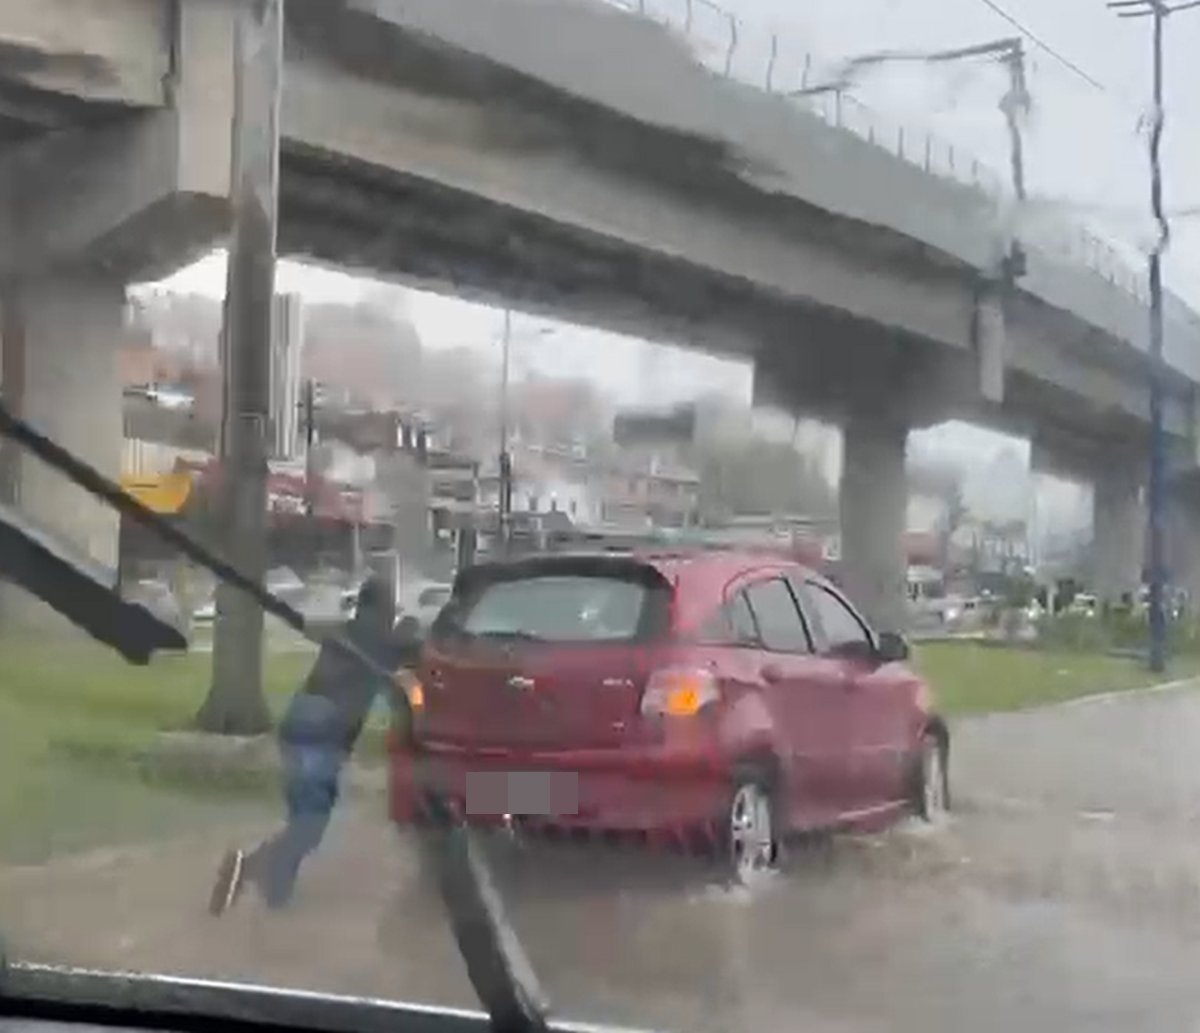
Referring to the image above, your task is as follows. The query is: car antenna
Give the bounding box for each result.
[0,398,551,1033]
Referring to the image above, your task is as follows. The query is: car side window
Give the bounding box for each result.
[697,591,760,646]
[803,582,872,653]
[744,578,811,653]
[727,591,760,645]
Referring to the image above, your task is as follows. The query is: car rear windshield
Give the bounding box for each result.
[437,559,671,644]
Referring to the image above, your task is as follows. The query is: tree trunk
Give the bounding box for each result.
[195,597,273,735]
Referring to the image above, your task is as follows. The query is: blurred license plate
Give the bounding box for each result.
[465,771,579,815]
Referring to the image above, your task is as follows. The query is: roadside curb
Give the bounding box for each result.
[1041,674,1200,712]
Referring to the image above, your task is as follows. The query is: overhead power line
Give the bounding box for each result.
[974,0,1110,92]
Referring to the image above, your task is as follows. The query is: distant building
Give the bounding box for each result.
[597,451,700,530]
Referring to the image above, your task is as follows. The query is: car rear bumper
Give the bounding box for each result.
[389,735,728,835]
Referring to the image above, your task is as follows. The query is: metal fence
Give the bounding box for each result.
[595,0,1151,305]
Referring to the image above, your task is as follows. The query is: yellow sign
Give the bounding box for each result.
[120,471,193,515]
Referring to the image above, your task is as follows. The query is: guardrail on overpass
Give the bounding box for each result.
[598,0,1144,298]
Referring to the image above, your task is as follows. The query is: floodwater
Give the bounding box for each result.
[6,683,1200,1032]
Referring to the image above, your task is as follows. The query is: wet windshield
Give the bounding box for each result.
[3,0,1200,1031]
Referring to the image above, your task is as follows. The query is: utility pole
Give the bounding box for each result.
[997,39,1029,279]
[793,37,1030,274]
[498,309,513,555]
[1109,0,1199,672]
[197,0,283,735]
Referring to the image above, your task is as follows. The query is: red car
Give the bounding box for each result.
[389,550,949,884]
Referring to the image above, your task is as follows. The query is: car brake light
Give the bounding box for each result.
[395,671,425,711]
[640,668,720,717]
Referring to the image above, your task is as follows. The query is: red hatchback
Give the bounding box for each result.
[389,550,949,884]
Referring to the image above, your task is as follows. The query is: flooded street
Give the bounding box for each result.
[7,683,1200,1031]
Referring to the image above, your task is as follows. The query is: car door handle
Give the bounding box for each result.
[761,663,785,685]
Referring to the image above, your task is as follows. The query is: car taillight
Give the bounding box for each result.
[640,668,720,717]
[394,671,425,712]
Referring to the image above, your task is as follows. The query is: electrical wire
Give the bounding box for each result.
[974,0,1111,92]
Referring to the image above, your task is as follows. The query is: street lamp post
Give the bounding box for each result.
[498,310,513,554]
[495,316,558,555]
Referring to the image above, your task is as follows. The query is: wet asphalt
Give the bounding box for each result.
[6,682,1200,1032]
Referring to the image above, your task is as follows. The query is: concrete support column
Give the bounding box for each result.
[839,411,908,632]
[1092,463,1144,609]
[1,274,124,624]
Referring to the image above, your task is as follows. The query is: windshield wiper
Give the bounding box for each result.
[0,399,550,1033]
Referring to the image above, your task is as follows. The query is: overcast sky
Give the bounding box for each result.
[153,252,755,410]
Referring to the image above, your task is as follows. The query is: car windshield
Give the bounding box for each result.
[455,574,651,642]
[2,1,1199,1031]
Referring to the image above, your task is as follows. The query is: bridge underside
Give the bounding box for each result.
[276,146,1183,455]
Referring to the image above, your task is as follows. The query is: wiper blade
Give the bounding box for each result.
[0,399,551,1033]
[0,499,185,663]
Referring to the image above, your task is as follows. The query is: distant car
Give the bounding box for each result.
[193,566,306,623]
[397,580,452,631]
[1068,593,1098,618]
[389,550,948,886]
[124,578,189,645]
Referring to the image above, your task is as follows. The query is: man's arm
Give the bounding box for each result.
[387,617,424,670]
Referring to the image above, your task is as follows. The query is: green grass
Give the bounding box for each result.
[915,640,1200,716]
[0,639,315,863]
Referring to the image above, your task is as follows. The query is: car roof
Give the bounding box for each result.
[469,546,821,580]
[461,548,826,630]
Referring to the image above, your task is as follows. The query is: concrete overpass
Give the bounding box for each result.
[0,0,1197,627]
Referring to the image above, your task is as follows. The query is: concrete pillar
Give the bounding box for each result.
[839,412,908,632]
[1092,463,1143,608]
[1,273,124,625]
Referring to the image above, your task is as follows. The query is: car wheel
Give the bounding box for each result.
[722,774,778,888]
[912,731,950,821]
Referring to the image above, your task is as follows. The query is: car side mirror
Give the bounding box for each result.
[876,631,910,663]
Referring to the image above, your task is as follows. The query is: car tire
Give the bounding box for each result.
[720,768,779,888]
[910,730,950,821]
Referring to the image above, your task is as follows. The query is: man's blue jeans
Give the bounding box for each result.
[247,696,348,908]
